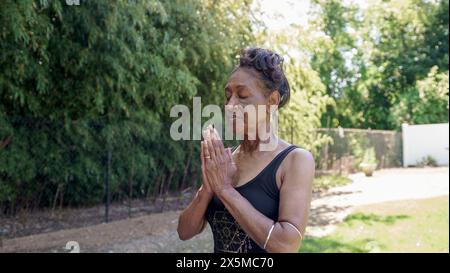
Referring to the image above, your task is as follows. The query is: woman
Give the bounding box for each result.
[177,48,315,253]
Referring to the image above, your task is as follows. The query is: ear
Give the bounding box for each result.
[268,90,280,106]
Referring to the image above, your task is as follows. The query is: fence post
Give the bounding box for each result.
[105,148,111,223]
[402,123,408,167]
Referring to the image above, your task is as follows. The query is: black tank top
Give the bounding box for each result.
[205,145,298,253]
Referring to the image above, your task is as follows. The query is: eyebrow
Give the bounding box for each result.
[225,84,247,91]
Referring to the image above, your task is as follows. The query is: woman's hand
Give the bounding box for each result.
[199,125,218,196]
[200,138,213,196]
[177,136,216,240]
[202,126,237,195]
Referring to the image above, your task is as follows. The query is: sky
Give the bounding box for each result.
[256,0,370,31]
[255,0,369,72]
[257,0,312,30]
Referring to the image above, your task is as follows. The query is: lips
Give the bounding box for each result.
[227,114,244,124]
[225,107,244,120]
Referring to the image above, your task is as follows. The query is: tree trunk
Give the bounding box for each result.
[0,136,12,150]
[179,143,193,192]
[161,168,175,212]
[52,184,62,214]
[128,159,134,218]
[59,185,64,210]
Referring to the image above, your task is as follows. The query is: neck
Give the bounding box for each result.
[240,131,278,154]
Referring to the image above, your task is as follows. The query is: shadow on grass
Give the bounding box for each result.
[300,212,409,253]
[299,237,374,253]
[344,213,410,226]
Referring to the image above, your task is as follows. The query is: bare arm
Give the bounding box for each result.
[177,140,214,240]
[177,186,212,240]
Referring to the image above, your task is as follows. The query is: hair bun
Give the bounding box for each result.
[238,48,290,108]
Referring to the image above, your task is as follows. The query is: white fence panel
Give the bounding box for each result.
[402,123,449,167]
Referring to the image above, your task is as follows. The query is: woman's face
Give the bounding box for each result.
[224,67,276,138]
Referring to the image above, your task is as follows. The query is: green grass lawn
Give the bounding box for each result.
[300,196,449,253]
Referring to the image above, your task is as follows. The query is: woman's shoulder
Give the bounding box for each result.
[278,140,315,170]
[278,139,313,158]
[290,148,315,166]
[279,145,315,188]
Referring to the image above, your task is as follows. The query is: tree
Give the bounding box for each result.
[309,0,449,129]
[0,0,257,213]
[390,66,449,127]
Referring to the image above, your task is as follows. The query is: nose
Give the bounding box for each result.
[226,95,239,106]
[225,97,245,120]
